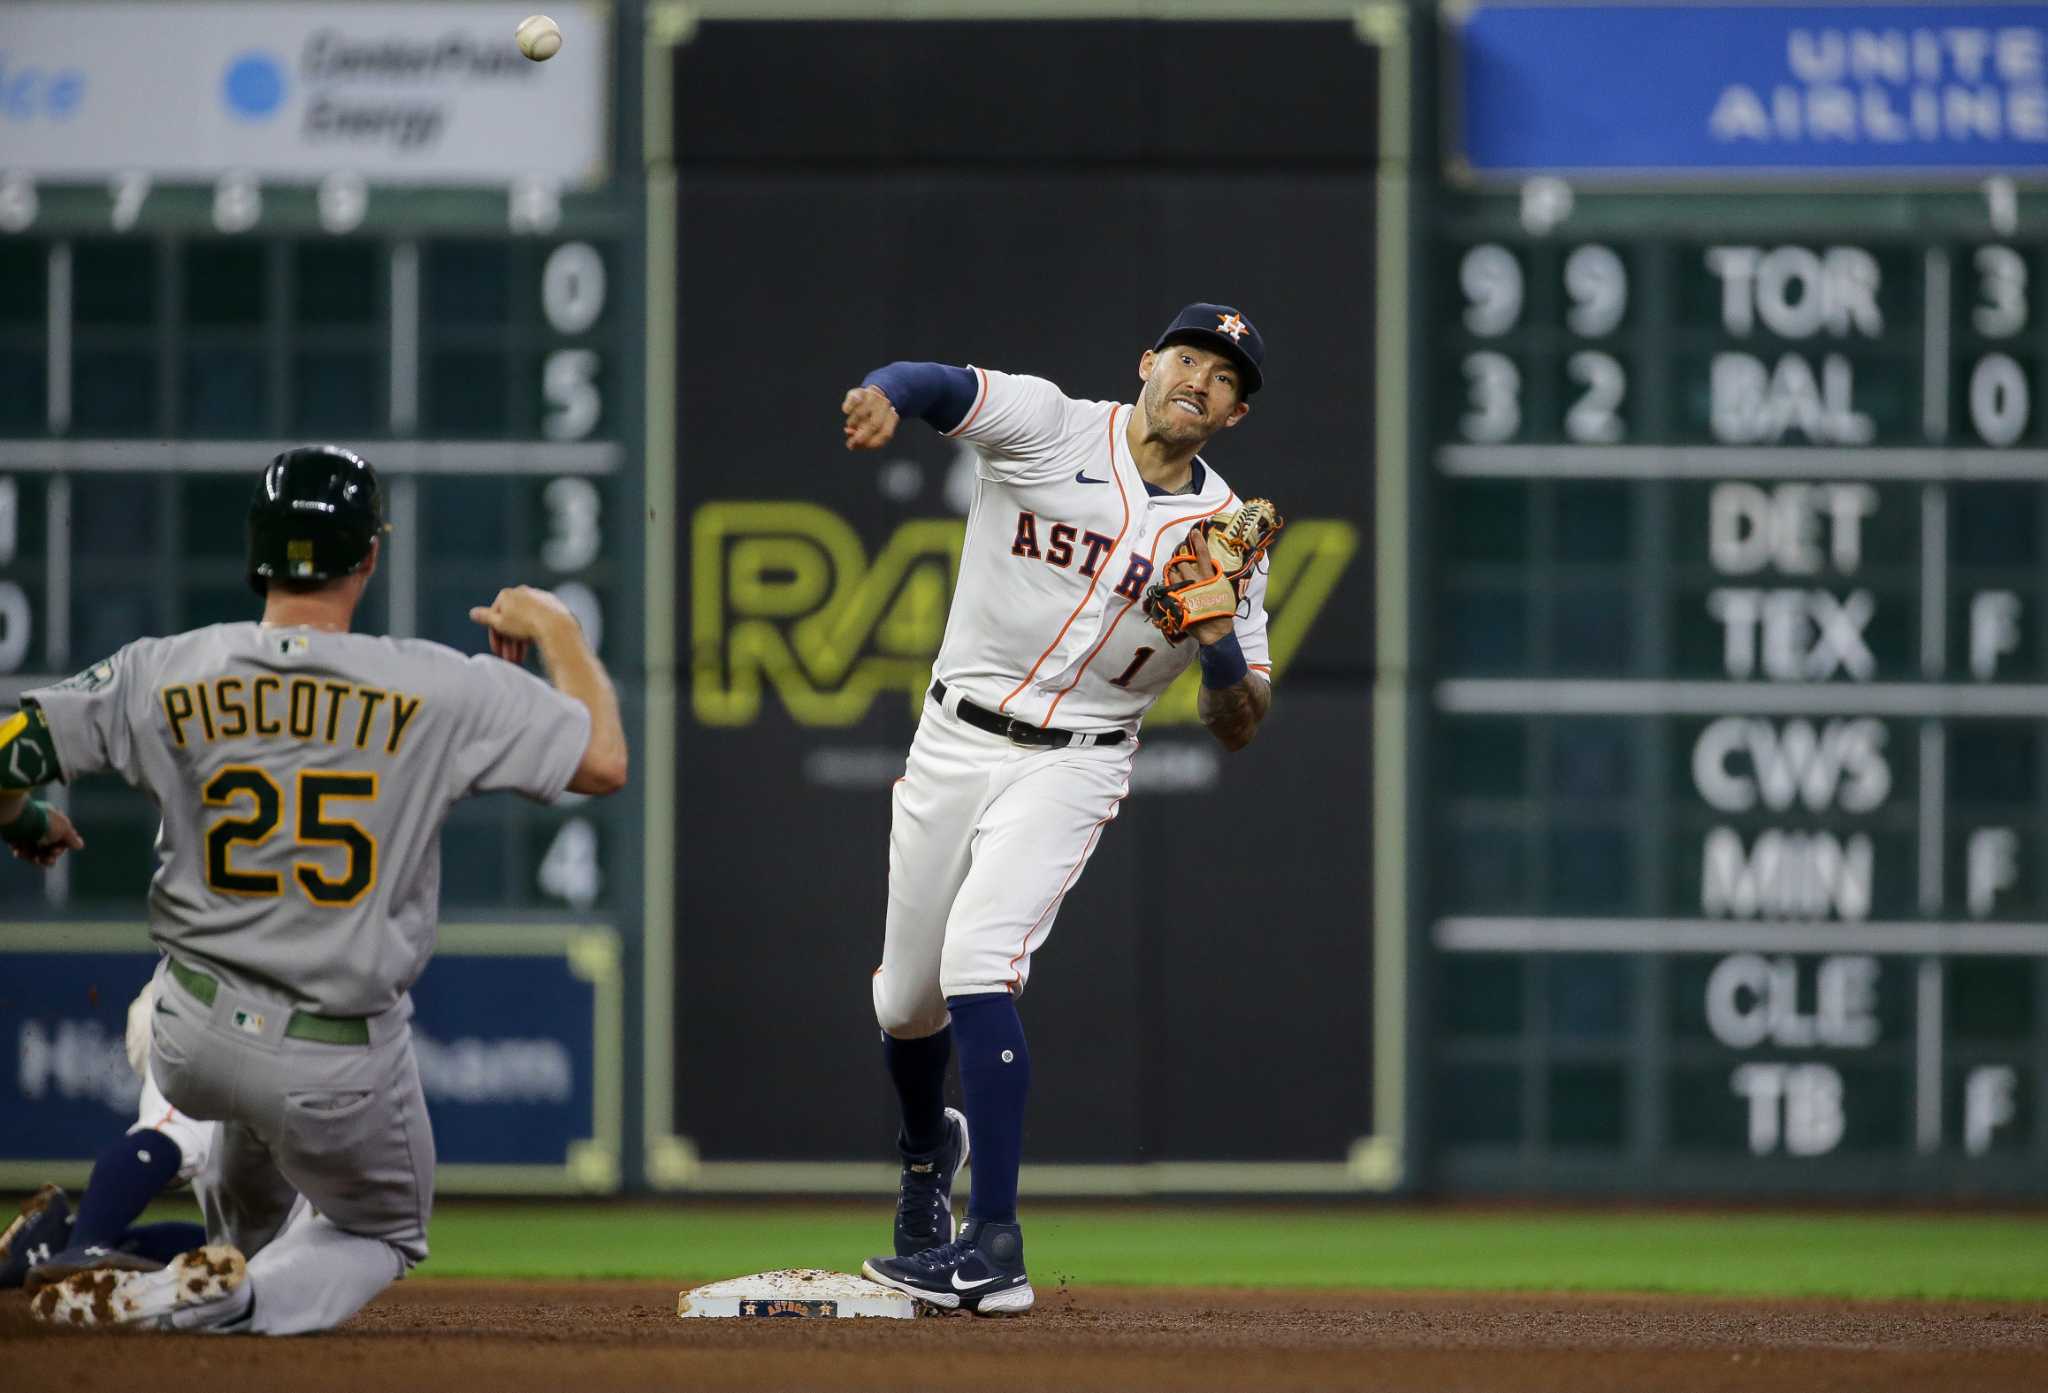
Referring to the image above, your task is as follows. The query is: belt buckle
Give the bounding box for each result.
[1000,715,1042,748]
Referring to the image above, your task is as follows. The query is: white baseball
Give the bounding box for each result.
[516,14,563,62]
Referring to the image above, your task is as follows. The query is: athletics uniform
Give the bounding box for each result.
[16,447,604,1335]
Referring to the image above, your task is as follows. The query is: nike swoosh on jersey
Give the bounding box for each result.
[1074,470,1108,484]
[950,1270,1002,1291]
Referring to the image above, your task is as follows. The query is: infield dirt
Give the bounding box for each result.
[4,1280,2045,1391]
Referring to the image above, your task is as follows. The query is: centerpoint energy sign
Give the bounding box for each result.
[0,2,609,184]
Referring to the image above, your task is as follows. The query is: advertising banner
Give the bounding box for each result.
[0,925,621,1192]
[0,2,609,184]
[1452,3,2048,178]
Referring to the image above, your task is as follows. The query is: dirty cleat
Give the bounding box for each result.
[30,1244,248,1330]
[0,1185,73,1290]
[863,1216,1033,1316]
[25,1241,165,1296]
[893,1106,970,1259]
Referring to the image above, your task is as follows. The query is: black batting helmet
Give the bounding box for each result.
[247,445,386,595]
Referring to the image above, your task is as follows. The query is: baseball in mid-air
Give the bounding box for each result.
[516,14,563,62]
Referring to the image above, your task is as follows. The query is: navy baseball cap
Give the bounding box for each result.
[1153,302,1264,395]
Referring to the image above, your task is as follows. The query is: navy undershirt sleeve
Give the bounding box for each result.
[860,362,979,434]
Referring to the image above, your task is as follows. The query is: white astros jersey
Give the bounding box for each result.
[25,623,590,1017]
[936,366,1273,732]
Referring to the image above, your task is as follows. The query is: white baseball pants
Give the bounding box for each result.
[872,690,1134,1038]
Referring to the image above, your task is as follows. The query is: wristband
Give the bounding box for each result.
[1197,631,1250,690]
[0,798,51,847]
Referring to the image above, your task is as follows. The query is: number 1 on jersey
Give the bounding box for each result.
[1108,648,1156,689]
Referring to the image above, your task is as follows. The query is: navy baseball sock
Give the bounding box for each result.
[69,1129,182,1248]
[946,991,1030,1225]
[883,1026,953,1157]
[117,1221,209,1263]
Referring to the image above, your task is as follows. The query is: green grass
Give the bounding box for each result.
[352,1204,2048,1302]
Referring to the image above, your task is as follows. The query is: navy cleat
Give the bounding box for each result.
[0,1185,73,1290]
[892,1106,970,1259]
[862,1217,1034,1316]
[25,1241,166,1296]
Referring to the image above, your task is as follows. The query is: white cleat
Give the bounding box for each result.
[30,1244,248,1331]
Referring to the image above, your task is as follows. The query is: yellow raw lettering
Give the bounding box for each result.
[689,502,1357,728]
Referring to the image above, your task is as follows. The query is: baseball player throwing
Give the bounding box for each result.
[0,445,627,1333]
[842,304,1282,1314]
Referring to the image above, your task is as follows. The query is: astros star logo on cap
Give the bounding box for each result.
[1216,311,1250,341]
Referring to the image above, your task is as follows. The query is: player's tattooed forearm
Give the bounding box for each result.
[1197,674,1270,752]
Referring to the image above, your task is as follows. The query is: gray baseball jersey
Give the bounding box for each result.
[25,622,590,1016]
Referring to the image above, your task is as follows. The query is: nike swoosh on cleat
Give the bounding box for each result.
[950,1271,1001,1292]
[1074,471,1107,484]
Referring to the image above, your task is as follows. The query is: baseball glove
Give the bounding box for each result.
[1142,499,1284,642]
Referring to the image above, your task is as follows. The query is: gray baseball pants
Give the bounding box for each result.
[149,958,434,1335]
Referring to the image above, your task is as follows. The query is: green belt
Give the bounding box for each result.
[167,958,370,1046]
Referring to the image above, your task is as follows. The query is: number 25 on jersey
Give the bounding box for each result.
[203,767,378,907]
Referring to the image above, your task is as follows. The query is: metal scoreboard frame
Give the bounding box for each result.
[1418,1,2048,1192]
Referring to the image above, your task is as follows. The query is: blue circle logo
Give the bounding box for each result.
[222,53,286,120]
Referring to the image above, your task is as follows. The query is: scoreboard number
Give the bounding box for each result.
[1565,350,1625,443]
[212,171,261,235]
[1460,350,1521,443]
[1968,353,2030,446]
[110,172,151,232]
[1563,243,1626,336]
[542,242,607,334]
[539,816,602,910]
[1972,246,2027,337]
[0,174,35,234]
[509,177,563,234]
[543,350,602,440]
[318,173,368,235]
[1459,243,1522,336]
[542,477,603,573]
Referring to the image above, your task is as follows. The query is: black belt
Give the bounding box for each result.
[931,681,1126,748]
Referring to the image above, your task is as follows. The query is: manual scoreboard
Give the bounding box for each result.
[0,181,637,920]
[1422,2,2048,1191]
